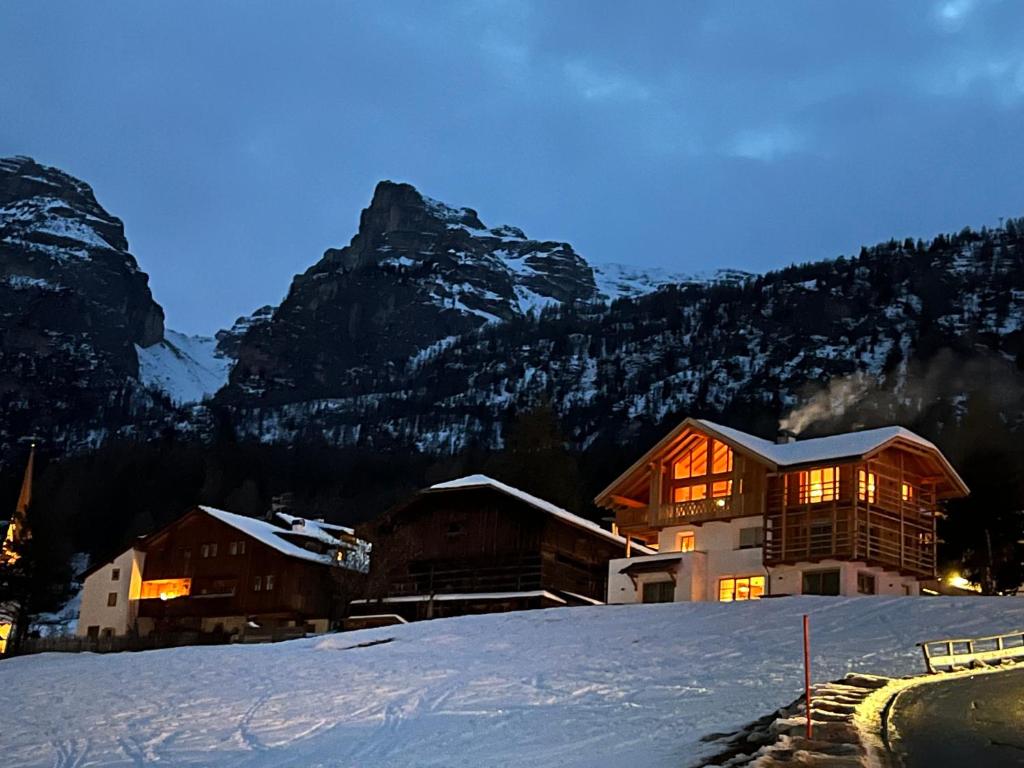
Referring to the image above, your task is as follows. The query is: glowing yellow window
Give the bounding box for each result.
[673,484,707,503]
[711,440,733,474]
[711,480,732,498]
[676,532,695,552]
[901,483,914,502]
[719,576,765,602]
[799,467,838,504]
[858,470,877,503]
[139,578,192,601]
[673,441,708,480]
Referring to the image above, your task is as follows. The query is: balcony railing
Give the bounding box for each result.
[616,496,745,530]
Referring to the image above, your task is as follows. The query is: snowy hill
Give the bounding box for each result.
[135,329,233,405]
[592,262,752,301]
[2,597,1021,768]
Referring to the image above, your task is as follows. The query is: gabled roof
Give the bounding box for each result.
[198,506,335,565]
[428,475,654,553]
[596,417,969,506]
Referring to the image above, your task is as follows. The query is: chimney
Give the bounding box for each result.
[777,428,797,444]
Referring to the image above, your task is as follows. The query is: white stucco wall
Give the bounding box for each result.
[77,548,145,637]
[609,516,767,603]
[768,561,920,597]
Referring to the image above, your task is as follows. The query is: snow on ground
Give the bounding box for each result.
[135,329,233,405]
[2,597,1022,768]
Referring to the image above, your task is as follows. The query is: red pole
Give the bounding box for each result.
[803,613,812,740]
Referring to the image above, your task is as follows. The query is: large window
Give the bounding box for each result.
[139,578,192,600]
[671,438,734,504]
[802,569,840,596]
[799,467,839,504]
[719,576,765,602]
[642,581,675,603]
[858,470,877,503]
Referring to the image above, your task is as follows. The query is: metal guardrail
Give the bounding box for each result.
[919,629,1024,673]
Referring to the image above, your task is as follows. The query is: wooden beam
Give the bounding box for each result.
[611,494,646,510]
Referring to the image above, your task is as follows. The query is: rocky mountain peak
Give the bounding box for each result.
[0,156,168,450]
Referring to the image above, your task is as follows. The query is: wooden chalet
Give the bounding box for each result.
[353,475,642,622]
[77,506,370,640]
[597,418,968,602]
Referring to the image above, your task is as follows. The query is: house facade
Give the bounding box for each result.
[598,418,968,604]
[77,506,371,639]
[353,475,646,622]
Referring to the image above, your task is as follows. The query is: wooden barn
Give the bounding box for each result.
[352,475,642,622]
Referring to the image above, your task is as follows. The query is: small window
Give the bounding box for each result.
[201,543,218,558]
[676,532,695,553]
[901,483,914,502]
[183,548,191,561]
[111,568,120,582]
[253,576,262,592]
[739,527,764,549]
[857,572,876,595]
[719,576,765,602]
[107,592,118,607]
[446,522,465,538]
[229,541,237,556]
[642,581,675,603]
[87,625,100,639]
[237,540,246,555]
[802,569,841,596]
[265,575,275,592]
[858,470,877,503]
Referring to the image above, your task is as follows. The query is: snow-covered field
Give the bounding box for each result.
[3,597,1022,768]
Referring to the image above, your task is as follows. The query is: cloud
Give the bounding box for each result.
[562,59,651,102]
[727,125,804,162]
[935,0,979,31]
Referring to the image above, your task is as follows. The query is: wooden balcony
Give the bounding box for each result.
[615,495,753,532]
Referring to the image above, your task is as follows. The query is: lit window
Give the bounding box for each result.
[265,575,275,592]
[673,441,708,479]
[712,480,732,499]
[858,470,877,503]
[676,532,695,552]
[139,579,191,600]
[901,483,914,502]
[673,484,707,503]
[799,467,839,503]
[107,592,118,607]
[711,440,733,474]
[111,568,120,582]
[719,576,765,602]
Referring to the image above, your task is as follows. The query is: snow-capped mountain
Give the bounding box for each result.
[2,156,1023,468]
[222,181,614,403]
[592,262,752,302]
[0,156,167,453]
[135,329,233,406]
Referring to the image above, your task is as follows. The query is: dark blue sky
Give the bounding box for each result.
[3,1,1024,335]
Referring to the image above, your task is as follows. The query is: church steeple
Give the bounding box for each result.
[2,441,35,564]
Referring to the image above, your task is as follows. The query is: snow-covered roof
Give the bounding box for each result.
[695,420,945,468]
[596,417,968,507]
[275,512,355,541]
[199,506,333,565]
[428,475,653,553]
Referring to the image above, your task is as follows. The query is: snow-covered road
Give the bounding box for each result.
[3,596,1022,767]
